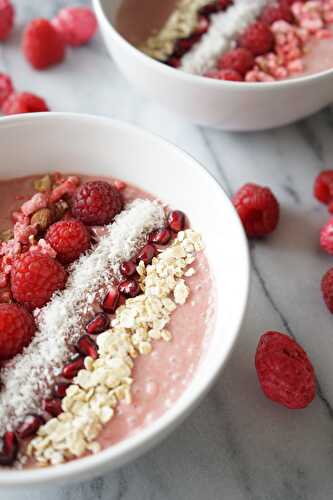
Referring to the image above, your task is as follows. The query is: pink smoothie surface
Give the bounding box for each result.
[0,174,215,467]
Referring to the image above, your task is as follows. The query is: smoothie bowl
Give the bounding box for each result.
[94,0,333,130]
[0,113,249,487]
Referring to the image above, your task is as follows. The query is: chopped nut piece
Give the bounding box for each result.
[31,208,54,233]
[34,175,52,193]
[0,228,13,242]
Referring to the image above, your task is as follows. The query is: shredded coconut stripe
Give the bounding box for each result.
[0,200,164,437]
[181,0,273,74]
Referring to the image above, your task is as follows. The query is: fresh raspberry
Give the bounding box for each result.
[261,2,294,25]
[255,331,316,409]
[0,0,14,41]
[11,253,67,310]
[320,219,333,255]
[322,268,333,313]
[0,304,35,360]
[22,18,65,70]
[72,181,123,226]
[205,69,243,81]
[217,48,254,76]
[233,183,280,238]
[45,219,91,264]
[0,73,13,107]
[52,7,97,47]
[314,170,333,205]
[2,92,49,115]
[240,21,274,56]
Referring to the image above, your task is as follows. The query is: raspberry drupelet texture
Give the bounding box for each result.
[22,18,65,70]
[46,219,91,264]
[314,170,333,205]
[320,219,333,255]
[321,268,333,313]
[240,21,274,56]
[255,331,316,409]
[52,7,97,47]
[260,2,294,25]
[11,253,67,310]
[0,304,35,360]
[205,69,243,81]
[0,0,14,41]
[72,181,123,226]
[218,48,254,76]
[0,73,14,107]
[233,183,280,238]
[2,92,49,115]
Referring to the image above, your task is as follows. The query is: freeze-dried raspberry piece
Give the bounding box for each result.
[0,0,14,41]
[0,73,13,107]
[218,48,254,76]
[2,92,49,115]
[52,7,97,47]
[314,170,333,205]
[0,303,35,360]
[22,18,65,70]
[255,331,316,409]
[240,21,274,56]
[322,268,333,313]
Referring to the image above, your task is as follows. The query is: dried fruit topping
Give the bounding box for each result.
[0,228,13,242]
[53,382,71,399]
[16,414,44,439]
[77,335,98,360]
[314,170,333,205]
[240,21,274,56]
[218,48,254,76]
[0,0,14,41]
[11,253,67,310]
[86,312,109,335]
[136,244,157,265]
[2,92,49,115]
[34,174,52,193]
[21,192,48,218]
[72,181,123,226]
[119,279,140,298]
[149,228,172,245]
[49,176,79,203]
[31,208,54,233]
[233,183,280,238]
[114,179,127,191]
[62,354,85,380]
[52,7,97,47]
[45,219,91,264]
[0,432,18,466]
[256,331,316,409]
[0,304,35,360]
[167,210,185,232]
[102,287,120,314]
[321,268,333,313]
[120,260,137,277]
[22,18,66,70]
[0,73,14,107]
[42,398,62,417]
[320,220,333,255]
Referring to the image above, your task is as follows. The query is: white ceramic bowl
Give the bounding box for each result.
[93,0,333,131]
[0,113,249,488]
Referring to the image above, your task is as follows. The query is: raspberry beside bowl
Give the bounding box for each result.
[93,0,333,131]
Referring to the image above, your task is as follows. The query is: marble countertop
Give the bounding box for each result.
[3,1,333,499]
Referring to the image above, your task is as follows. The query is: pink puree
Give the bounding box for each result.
[300,28,333,77]
[0,175,215,465]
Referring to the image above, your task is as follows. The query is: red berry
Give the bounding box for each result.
[52,7,97,47]
[16,414,44,439]
[240,21,274,56]
[218,69,244,81]
[0,432,18,466]
[255,331,316,409]
[314,170,333,205]
[0,304,35,360]
[77,335,98,359]
[322,268,333,313]
[102,287,120,314]
[233,183,280,238]
[72,181,123,226]
[320,219,333,255]
[218,48,254,76]
[45,219,90,264]
[149,228,172,245]
[120,260,137,277]
[2,92,49,115]
[0,73,13,107]
[119,279,140,298]
[43,398,62,417]
[261,2,294,25]
[22,18,65,70]
[167,210,185,232]
[86,312,109,335]
[137,244,157,265]
[62,354,85,379]
[11,253,67,310]
[0,0,14,41]
[53,382,71,399]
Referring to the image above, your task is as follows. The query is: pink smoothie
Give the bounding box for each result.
[0,175,215,467]
[299,27,333,78]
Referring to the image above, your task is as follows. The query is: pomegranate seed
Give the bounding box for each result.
[119,279,140,298]
[77,335,98,360]
[86,312,109,335]
[195,16,209,35]
[16,414,44,439]
[120,260,137,277]
[174,34,200,56]
[199,3,219,16]
[167,210,185,232]
[53,382,71,399]
[0,432,19,466]
[166,57,181,68]
[43,398,62,417]
[114,180,127,191]
[102,287,120,314]
[137,244,157,265]
[62,354,85,379]
[149,228,172,245]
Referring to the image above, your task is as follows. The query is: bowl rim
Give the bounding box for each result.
[0,112,250,487]
[93,0,333,90]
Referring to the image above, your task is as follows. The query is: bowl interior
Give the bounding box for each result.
[0,113,249,487]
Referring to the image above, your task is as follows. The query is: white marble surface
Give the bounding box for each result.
[3,1,333,499]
